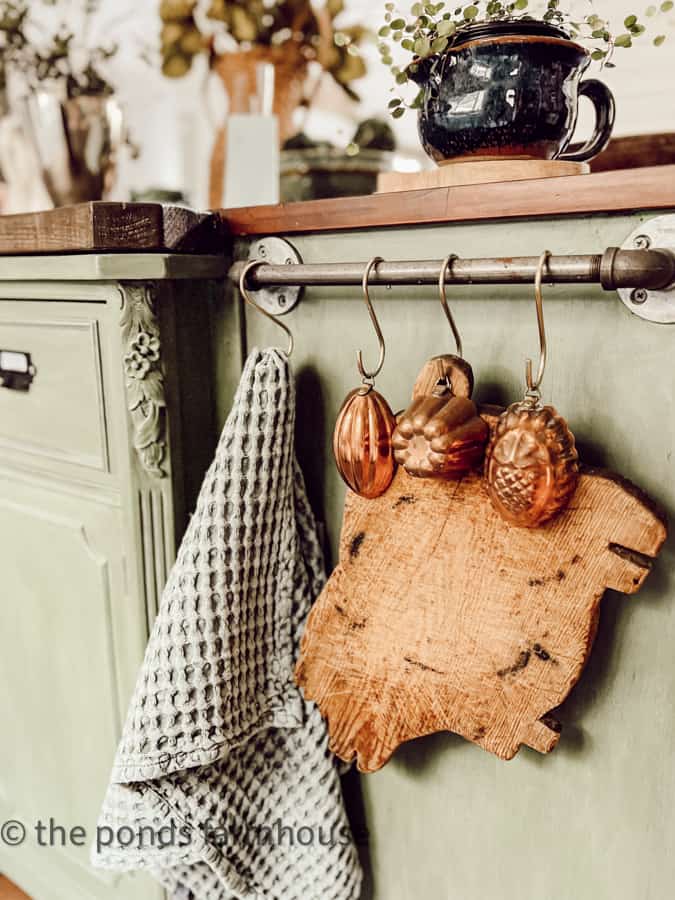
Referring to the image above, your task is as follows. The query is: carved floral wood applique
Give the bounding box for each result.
[120,283,167,479]
[295,411,667,773]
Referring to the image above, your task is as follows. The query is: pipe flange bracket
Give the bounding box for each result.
[618,216,675,323]
[245,237,303,316]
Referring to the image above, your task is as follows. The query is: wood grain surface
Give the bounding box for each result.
[296,416,667,772]
[222,164,675,236]
[591,133,675,173]
[377,158,589,193]
[0,876,30,899]
[0,203,225,255]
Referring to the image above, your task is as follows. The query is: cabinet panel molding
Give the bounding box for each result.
[0,317,109,472]
[138,487,173,630]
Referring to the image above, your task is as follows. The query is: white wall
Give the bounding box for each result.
[95,0,675,207]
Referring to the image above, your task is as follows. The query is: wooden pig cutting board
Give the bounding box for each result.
[296,456,667,772]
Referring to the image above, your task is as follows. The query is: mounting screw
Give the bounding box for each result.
[284,258,293,265]
[634,235,651,250]
[278,293,287,308]
[631,288,649,305]
[259,244,267,257]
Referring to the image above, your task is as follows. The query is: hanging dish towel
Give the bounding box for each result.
[93,348,363,900]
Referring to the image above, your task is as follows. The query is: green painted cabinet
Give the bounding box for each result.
[232,209,675,900]
[2,204,674,900]
[0,257,224,900]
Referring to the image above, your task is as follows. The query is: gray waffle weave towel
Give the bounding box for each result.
[92,348,363,900]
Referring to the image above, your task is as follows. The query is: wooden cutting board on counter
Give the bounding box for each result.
[378,158,589,193]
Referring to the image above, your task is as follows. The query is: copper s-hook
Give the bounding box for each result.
[356,256,386,383]
[525,250,551,397]
[439,253,463,359]
[239,259,294,357]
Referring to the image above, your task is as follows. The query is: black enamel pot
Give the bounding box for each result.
[411,20,616,165]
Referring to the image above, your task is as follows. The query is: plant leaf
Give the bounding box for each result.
[414,34,432,55]
[437,19,457,35]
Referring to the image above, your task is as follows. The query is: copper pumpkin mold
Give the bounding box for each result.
[393,354,489,480]
[393,256,490,481]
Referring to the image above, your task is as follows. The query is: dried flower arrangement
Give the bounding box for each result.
[0,0,118,96]
[160,0,367,99]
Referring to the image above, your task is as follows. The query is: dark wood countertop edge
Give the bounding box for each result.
[0,166,671,255]
[0,202,227,255]
[220,164,675,237]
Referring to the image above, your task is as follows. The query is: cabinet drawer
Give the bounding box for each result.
[0,310,109,472]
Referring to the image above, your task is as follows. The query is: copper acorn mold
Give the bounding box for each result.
[333,386,397,500]
[485,402,580,528]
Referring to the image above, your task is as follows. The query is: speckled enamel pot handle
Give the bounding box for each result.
[560,79,616,163]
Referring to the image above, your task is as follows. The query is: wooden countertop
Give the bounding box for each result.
[1,165,672,255]
[221,164,675,237]
[0,202,225,255]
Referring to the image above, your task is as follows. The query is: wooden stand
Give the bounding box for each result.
[296,412,667,773]
[378,159,589,194]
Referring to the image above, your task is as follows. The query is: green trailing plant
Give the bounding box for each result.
[379,1,673,117]
[160,0,367,100]
[0,0,118,96]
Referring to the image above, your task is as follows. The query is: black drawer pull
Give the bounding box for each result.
[0,350,36,392]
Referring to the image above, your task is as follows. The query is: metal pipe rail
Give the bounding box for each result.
[230,248,675,292]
